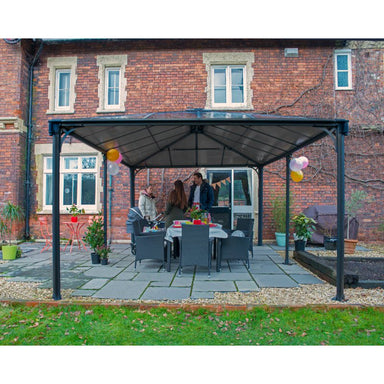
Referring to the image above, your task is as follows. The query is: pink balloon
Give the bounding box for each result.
[299,156,309,169]
[115,153,123,164]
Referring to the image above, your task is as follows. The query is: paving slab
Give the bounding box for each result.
[113,271,138,281]
[83,267,123,278]
[71,289,98,297]
[93,280,149,300]
[171,275,193,287]
[252,274,299,288]
[132,272,174,283]
[140,287,191,301]
[290,274,325,285]
[277,263,312,274]
[195,272,252,281]
[191,291,215,299]
[193,280,237,292]
[248,263,285,274]
[80,278,110,290]
[236,280,260,292]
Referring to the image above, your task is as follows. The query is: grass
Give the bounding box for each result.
[1,303,384,345]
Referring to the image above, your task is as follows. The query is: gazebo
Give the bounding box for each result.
[48,109,348,301]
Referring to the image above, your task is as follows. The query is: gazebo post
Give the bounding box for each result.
[103,154,108,246]
[334,122,347,301]
[130,167,135,208]
[257,166,263,246]
[285,155,291,264]
[49,121,62,301]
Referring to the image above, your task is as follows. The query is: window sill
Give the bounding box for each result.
[96,108,126,113]
[46,110,75,115]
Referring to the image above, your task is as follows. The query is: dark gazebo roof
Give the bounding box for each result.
[51,109,348,168]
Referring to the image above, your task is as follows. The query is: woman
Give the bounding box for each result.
[138,185,157,220]
[164,180,188,228]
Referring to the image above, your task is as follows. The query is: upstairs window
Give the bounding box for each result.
[97,55,127,113]
[55,69,71,109]
[212,65,245,106]
[203,52,254,110]
[334,50,352,90]
[47,56,77,114]
[105,67,120,107]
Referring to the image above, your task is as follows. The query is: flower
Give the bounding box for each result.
[66,204,85,217]
[186,205,206,220]
[96,244,111,259]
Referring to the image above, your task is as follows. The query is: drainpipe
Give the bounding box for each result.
[24,40,44,239]
[108,175,113,245]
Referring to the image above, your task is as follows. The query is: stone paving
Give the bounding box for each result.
[0,242,324,301]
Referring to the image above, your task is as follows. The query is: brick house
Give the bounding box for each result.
[0,38,383,243]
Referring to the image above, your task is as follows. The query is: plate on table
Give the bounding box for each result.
[209,223,217,228]
[173,224,182,228]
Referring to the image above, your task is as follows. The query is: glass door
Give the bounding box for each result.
[207,168,253,229]
[207,170,232,229]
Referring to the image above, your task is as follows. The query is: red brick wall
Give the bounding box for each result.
[3,39,382,242]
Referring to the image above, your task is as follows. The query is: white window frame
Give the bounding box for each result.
[55,69,71,110]
[47,57,77,114]
[211,65,246,108]
[97,55,127,113]
[42,152,100,213]
[334,49,352,90]
[104,67,121,109]
[203,52,254,110]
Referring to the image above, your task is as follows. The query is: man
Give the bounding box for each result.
[188,172,214,211]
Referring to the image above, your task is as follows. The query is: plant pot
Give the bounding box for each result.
[294,239,306,251]
[91,252,100,264]
[101,258,108,265]
[344,239,358,254]
[2,245,18,260]
[71,216,78,223]
[275,232,286,247]
[324,236,337,250]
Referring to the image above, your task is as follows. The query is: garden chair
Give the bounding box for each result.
[38,216,53,253]
[133,220,168,269]
[218,235,250,271]
[179,224,212,276]
[225,218,254,258]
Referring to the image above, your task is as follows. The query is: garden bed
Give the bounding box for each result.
[294,250,384,288]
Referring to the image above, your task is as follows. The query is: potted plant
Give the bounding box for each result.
[321,215,338,250]
[96,244,111,265]
[344,189,368,254]
[83,214,105,264]
[66,203,85,222]
[0,217,8,250]
[291,213,317,251]
[270,192,293,247]
[186,205,206,224]
[2,202,24,260]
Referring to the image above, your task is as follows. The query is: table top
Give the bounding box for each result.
[165,223,228,242]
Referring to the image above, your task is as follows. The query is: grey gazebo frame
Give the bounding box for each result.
[48,110,348,301]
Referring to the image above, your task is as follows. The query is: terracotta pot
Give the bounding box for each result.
[71,216,78,223]
[344,239,358,254]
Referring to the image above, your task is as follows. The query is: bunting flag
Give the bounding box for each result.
[211,177,230,189]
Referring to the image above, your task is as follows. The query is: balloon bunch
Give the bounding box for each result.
[289,156,309,182]
[106,149,123,176]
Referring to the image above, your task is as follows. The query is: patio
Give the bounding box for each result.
[0,242,323,301]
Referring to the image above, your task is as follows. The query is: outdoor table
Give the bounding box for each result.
[165,222,228,272]
[63,221,88,253]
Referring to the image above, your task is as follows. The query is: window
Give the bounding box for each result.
[105,68,120,107]
[55,69,71,109]
[203,52,254,110]
[43,155,98,212]
[334,50,352,90]
[47,57,77,114]
[97,55,127,113]
[212,65,245,106]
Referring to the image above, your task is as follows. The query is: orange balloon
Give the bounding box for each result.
[107,149,119,162]
[291,170,303,182]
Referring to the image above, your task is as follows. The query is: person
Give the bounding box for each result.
[188,172,214,211]
[164,180,188,228]
[138,185,157,220]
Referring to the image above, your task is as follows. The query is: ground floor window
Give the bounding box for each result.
[43,155,98,212]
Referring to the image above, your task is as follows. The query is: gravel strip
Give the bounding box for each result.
[1,243,383,307]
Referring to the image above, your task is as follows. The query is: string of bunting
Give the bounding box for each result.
[211,177,230,189]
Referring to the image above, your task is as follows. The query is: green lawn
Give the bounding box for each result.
[1,303,384,345]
